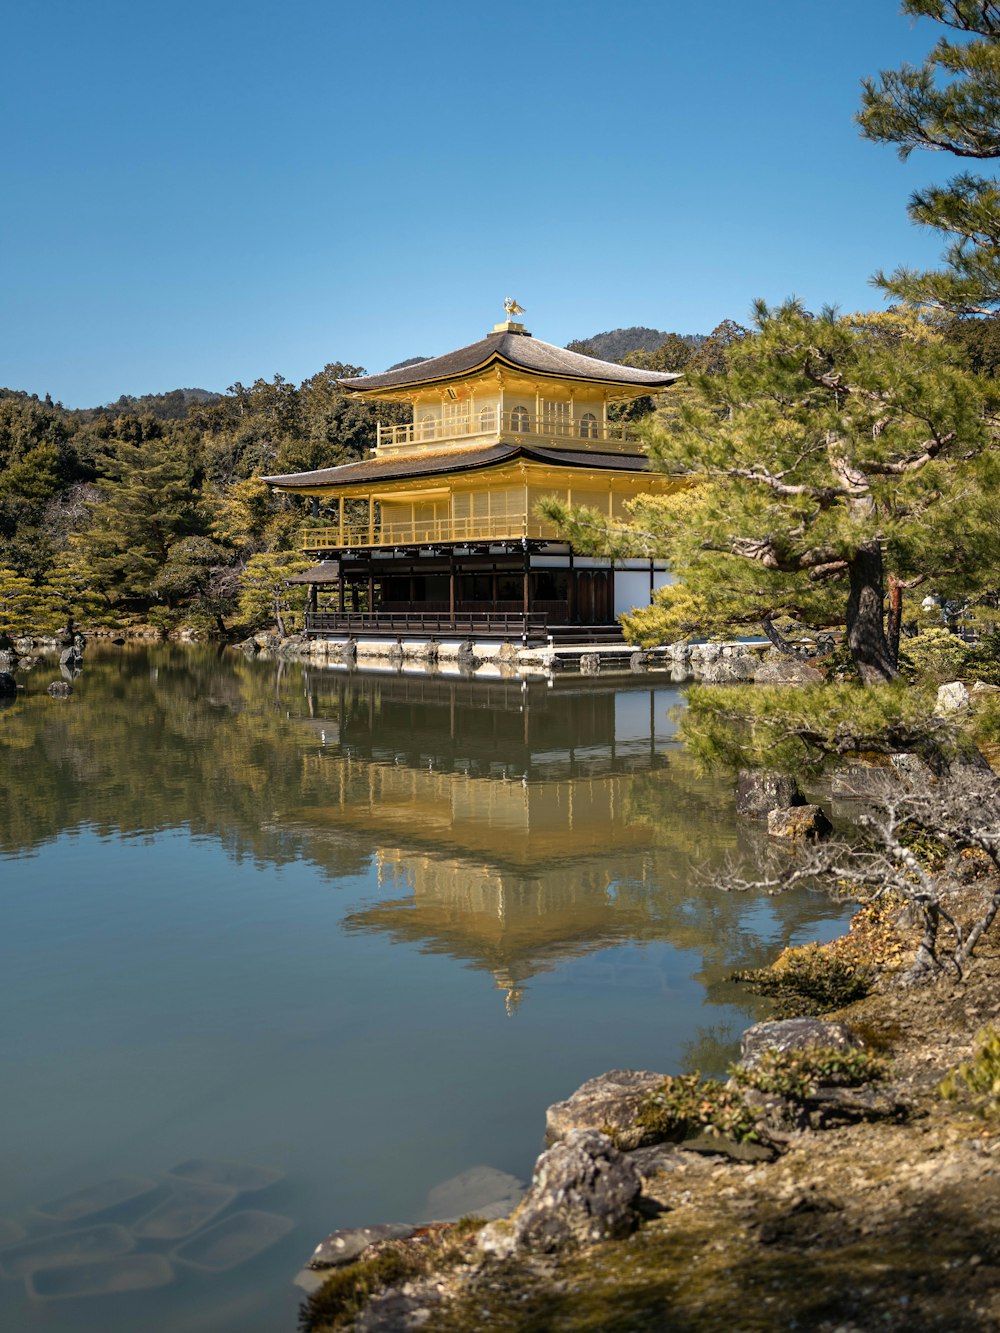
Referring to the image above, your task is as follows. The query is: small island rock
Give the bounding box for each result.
[735,770,804,819]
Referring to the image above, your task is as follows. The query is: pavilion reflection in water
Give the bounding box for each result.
[284,671,830,1012]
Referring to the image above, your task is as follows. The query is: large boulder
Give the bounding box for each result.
[478,1130,641,1259]
[738,1017,860,1071]
[697,653,757,683]
[753,654,824,686]
[735,770,804,819]
[545,1069,667,1150]
[935,681,970,715]
[767,804,832,840]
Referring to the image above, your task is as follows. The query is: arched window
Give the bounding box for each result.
[511,405,529,433]
[479,405,496,432]
[579,412,598,439]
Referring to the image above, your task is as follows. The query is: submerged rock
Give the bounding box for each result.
[767,804,832,840]
[546,1069,667,1151]
[478,1129,641,1258]
[421,1165,525,1223]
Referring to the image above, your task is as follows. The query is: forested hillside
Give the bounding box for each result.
[0,365,408,636]
[2,312,997,640]
[567,327,701,361]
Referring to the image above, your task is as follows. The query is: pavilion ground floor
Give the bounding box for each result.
[296,542,671,644]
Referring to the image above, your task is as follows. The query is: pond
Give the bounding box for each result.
[0,645,852,1331]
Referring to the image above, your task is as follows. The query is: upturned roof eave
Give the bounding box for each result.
[337,336,682,398]
[262,442,655,493]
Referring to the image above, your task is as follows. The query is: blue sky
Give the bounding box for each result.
[3,0,949,405]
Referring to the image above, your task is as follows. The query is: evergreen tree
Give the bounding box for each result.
[544,304,996,683]
[71,435,206,612]
[859,1,1000,313]
[237,552,311,635]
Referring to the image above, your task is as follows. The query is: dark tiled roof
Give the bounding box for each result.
[339,331,681,393]
[286,561,341,583]
[263,443,653,490]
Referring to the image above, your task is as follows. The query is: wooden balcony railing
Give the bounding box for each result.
[376,411,641,456]
[302,515,559,550]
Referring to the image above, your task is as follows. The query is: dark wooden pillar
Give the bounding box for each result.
[649,558,655,604]
[409,572,417,606]
[568,549,576,624]
[367,572,374,623]
[338,576,345,614]
[449,550,456,627]
[522,546,530,620]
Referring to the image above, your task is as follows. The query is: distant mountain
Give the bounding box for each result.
[95,387,223,420]
[566,328,702,362]
[384,356,433,372]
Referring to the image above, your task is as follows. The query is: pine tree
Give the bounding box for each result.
[543,304,996,683]
[71,436,206,613]
[859,1,1000,313]
[237,552,312,635]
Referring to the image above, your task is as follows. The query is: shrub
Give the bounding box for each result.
[731,943,873,1018]
[733,1046,889,1101]
[898,627,972,683]
[637,1073,759,1144]
[939,1027,1000,1112]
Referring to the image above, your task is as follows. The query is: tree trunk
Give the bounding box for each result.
[846,541,898,684]
[886,573,903,669]
[761,614,798,656]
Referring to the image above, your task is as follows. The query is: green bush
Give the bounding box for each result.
[939,1027,1000,1112]
[733,1046,889,1101]
[637,1073,759,1144]
[962,630,1000,686]
[731,944,873,1017]
[898,628,972,683]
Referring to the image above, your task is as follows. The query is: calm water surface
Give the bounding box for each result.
[0,646,851,1331]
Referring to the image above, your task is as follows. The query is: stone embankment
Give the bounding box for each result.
[239,632,829,681]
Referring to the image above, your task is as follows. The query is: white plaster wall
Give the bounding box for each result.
[614,569,653,617]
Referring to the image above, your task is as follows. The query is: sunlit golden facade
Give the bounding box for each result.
[264,313,682,639]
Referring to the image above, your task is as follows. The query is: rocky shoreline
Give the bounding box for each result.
[295,838,1000,1331]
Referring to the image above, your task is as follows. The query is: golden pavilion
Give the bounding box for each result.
[263,306,681,642]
